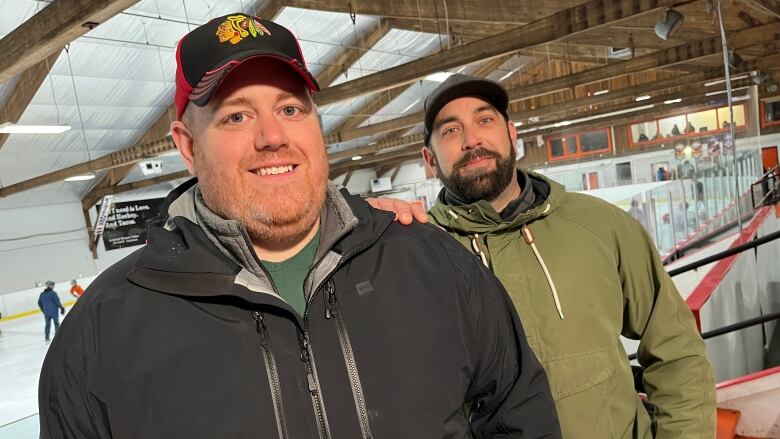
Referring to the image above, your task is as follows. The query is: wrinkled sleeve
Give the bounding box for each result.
[465,260,561,438]
[39,303,112,439]
[616,211,716,438]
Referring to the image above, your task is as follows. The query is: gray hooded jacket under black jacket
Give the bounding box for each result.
[39,178,560,439]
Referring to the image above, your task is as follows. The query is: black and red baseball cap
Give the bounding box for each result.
[174,13,320,120]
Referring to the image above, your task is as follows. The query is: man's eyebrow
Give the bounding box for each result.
[217,96,256,109]
[474,104,499,115]
[277,91,313,110]
[432,116,459,132]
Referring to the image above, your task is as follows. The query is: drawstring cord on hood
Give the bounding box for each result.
[448,207,563,319]
[448,209,489,268]
[521,225,564,320]
[471,234,489,268]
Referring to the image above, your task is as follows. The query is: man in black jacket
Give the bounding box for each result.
[39,14,560,439]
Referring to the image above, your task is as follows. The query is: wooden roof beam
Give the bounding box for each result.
[0,53,60,151]
[86,170,190,201]
[327,53,512,141]
[284,0,556,25]
[330,147,422,177]
[313,0,694,106]
[519,91,750,140]
[505,22,780,102]
[0,0,140,82]
[316,19,391,87]
[0,135,175,198]
[509,64,755,121]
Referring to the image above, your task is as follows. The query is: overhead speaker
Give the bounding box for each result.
[654,9,685,40]
[752,71,768,85]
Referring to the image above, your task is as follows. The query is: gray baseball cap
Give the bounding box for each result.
[423,73,509,145]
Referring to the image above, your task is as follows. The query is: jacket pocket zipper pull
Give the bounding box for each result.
[299,336,318,393]
[253,311,270,346]
[324,281,338,320]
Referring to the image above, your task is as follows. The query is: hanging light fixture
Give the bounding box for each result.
[654,8,685,40]
[64,173,96,182]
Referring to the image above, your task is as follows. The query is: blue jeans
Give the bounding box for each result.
[44,313,60,340]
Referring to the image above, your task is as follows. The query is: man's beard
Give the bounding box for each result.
[435,138,516,204]
[195,146,328,245]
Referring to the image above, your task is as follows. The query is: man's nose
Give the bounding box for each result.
[254,115,289,150]
[462,126,483,150]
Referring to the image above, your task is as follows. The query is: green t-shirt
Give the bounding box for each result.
[261,229,320,316]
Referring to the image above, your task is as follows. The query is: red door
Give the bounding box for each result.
[587,172,600,190]
[762,146,778,171]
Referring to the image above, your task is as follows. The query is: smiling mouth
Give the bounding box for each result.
[459,157,494,170]
[252,165,296,176]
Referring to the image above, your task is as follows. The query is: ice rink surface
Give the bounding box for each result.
[0,308,72,437]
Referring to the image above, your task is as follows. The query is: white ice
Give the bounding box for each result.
[0,307,72,437]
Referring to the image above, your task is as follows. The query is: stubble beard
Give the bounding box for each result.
[195,144,329,245]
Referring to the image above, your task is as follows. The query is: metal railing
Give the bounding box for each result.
[751,165,779,209]
[627,226,780,363]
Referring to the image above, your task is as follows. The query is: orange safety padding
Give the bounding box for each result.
[717,408,741,439]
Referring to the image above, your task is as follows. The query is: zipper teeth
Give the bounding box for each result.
[304,341,330,439]
[254,312,288,439]
[331,286,372,438]
[298,218,392,439]
[262,341,289,439]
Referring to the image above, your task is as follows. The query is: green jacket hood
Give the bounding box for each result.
[429,171,566,234]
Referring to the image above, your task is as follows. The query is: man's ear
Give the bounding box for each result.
[421,146,438,178]
[170,119,197,175]
[507,119,517,144]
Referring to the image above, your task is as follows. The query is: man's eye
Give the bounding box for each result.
[228,113,245,123]
[442,127,457,136]
[282,106,299,116]
[479,117,493,125]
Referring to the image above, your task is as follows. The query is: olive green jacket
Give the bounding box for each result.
[429,172,716,439]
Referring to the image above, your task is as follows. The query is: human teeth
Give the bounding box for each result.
[256,165,293,176]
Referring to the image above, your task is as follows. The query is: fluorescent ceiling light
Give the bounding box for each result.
[593,89,610,96]
[554,121,572,127]
[0,122,71,134]
[704,75,748,87]
[498,66,522,82]
[424,72,455,82]
[64,173,96,182]
[705,86,750,96]
[664,98,682,104]
[517,104,655,134]
[351,155,363,161]
[635,95,651,101]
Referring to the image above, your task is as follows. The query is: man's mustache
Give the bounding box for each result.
[453,148,501,171]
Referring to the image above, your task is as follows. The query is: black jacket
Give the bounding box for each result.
[39,179,560,439]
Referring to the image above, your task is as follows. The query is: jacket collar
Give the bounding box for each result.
[429,170,565,234]
[128,178,393,302]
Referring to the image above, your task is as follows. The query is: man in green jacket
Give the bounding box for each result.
[372,73,716,438]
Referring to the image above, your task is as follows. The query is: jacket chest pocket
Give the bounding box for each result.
[543,348,618,437]
[545,348,616,400]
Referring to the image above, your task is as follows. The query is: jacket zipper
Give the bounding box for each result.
[299,333,330,439]
[324,280,373,438]
[298,217,392,439]
[253,311,289,439]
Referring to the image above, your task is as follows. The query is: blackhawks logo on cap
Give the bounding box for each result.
[216,15,271,44]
